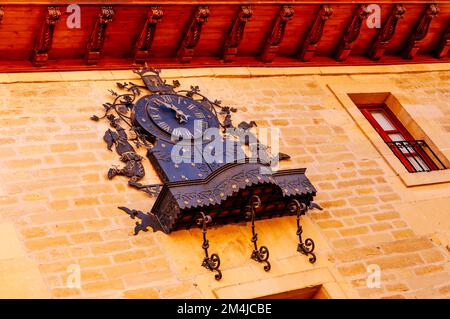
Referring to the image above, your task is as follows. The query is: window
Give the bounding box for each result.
[358,103,445,173]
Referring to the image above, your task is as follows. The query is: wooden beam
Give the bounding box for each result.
[3,1,450,5]
[261,5,294,62]
[298,5,333,62]
[435,25,449,58]
[177,5,210,63]
[0,55,446,73]
[222,5,253,62]
[369,4,406,61]
[134,6,163,64]
[31,6,61,67]
[404,4,439,59]
[86,6,115,65]
[335,4,370,61]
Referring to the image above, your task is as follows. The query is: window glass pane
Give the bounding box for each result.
[408,155,430,172]
[388,133,405,142]
[397,144,413,154]
[370,111,396,131]
[388,134,415,154]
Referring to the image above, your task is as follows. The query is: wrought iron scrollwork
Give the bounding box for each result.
[118,206,168,234]
[196,212,222,280]
[128,182,162,197]
[244,195,271,271]
[288,199,322,263]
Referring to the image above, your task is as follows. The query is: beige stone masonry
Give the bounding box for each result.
[0,223,50,298]
[0,63,448,299]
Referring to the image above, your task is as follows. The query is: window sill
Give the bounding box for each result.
[397,169,450,187]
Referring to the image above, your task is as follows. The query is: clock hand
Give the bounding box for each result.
[157,99,177,110]
[174,111,189,124]
[156,99,190,124]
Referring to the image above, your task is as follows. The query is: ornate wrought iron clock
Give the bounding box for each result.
[134,94,218,141]
[91,66,321,280]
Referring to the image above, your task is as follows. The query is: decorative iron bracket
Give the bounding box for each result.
[196,212,222,280]
[244,195,271,271]
[288,199,322,263]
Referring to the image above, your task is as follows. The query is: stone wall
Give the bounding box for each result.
[0,64,449,298]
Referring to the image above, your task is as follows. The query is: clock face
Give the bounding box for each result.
[143,94,218,142]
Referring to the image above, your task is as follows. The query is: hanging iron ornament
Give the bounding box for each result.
[288,199,323,263]
[91,64,318,237]
[244,195,271,271]
[196,212,222,280]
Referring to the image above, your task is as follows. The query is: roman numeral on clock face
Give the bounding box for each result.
[161,95,172,103]
[151,113,161,120]
[157,121,171,131]
[194,111,205,119]
[173,128,192,139]
[187,103,196,110]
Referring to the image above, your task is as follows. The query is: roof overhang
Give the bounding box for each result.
[0,1,447,72]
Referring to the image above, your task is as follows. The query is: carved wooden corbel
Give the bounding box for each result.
[298,5,333,62]
[435,25,450,59]
[31,6,61,67]
[369,4,406,61]
[177,5,210,63]
[335,4,371,62]
[0,6,4,24]
[261,5,294,62]
[222,5,253,62]
[86,6,115,65]
[134,6,163,64]
[404,4,439,59]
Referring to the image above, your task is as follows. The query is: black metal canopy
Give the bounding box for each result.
[149,162,316,233]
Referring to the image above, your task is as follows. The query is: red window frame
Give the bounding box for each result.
[358,103,438,173]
